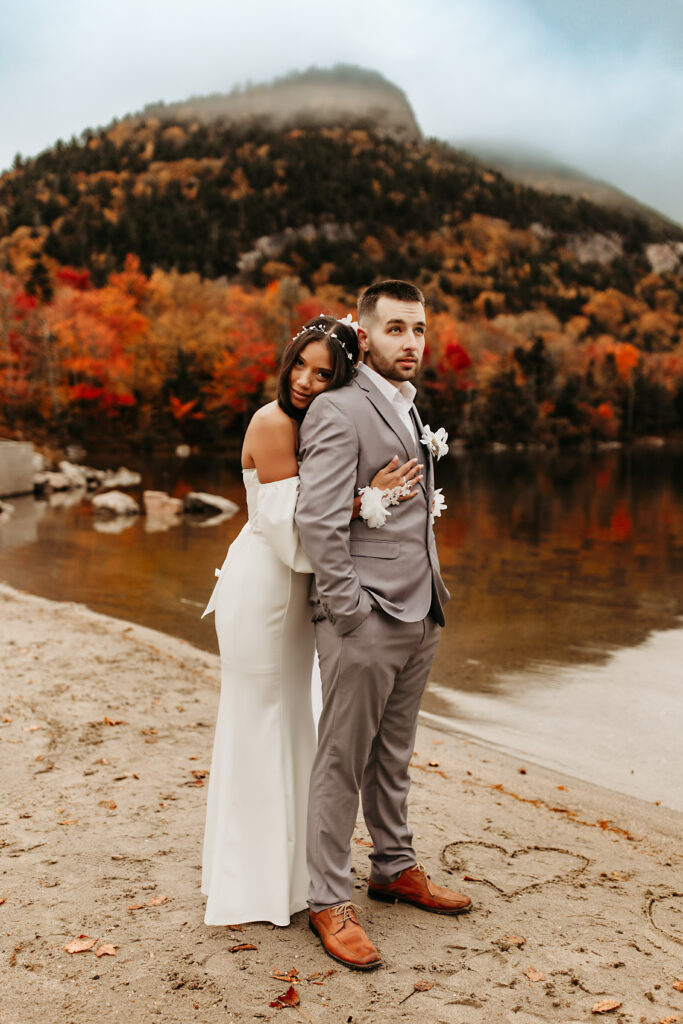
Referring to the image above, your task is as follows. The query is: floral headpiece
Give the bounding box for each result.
[290,314,358,362]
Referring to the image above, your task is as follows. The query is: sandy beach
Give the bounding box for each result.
[1,581,682,1024]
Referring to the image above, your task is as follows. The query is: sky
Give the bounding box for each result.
[1,0,682,224]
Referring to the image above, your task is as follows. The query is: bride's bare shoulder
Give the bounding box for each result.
[242,402,299,479]
[247,401,296,438]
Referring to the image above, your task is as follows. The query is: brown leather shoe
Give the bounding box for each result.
[368,863,472,915]
[309,902,382,971]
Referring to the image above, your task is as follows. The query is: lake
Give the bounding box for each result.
[1,444,682,810]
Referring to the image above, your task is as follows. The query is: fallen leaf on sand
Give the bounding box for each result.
[114,773,139,781]
[272,969,299,982]
[428,760,440,767]
[58,819,78,826]
[500,935,526,949]
[65,936,97,954]
[659,1016,683,1023]
[591,1000,623,1014]
[191,769,208,778]
[24,723,45,731]
[463,874,484,883]
[2,715,11,722]
[95,944,118,957]
[140,728,157,735]
[127,903,146,911]
[673,980,683,992]
[98,800,117,810]
[104,717,127,726]
[0,897,5,906]
[557,785,568,791]
[399,980,434,1003]
[305,969,335,983]
[354,838,373,847]
[227,924,243,932]
[147,896,168,906]
[269,985,299,1008]
[525,967,546,982]
[229,943,258,953]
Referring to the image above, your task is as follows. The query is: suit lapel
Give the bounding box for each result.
[355,372,417,462]
[411,406,433,495]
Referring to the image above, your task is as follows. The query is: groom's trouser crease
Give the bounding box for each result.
[308,610,440,911]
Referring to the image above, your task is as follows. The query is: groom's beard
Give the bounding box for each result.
[364,348,422,383]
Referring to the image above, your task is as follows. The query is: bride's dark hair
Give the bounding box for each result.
[277,316,359,422]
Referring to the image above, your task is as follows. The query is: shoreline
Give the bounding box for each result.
[2,582,683,1023]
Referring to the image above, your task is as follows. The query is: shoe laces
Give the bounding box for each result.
[332,901,362,924]
[414,863,435,893]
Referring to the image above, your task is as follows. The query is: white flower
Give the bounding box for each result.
[358,486,391,529]
[339,313,359,334]
[420,424,449,461]
[430,487,447,524]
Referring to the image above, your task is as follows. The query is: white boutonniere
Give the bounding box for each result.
[420,425,448,461]
[430,487,447,525]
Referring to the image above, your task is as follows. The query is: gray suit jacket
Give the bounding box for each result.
[295,371,450,636]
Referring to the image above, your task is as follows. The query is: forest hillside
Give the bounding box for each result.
[1,66,682,448]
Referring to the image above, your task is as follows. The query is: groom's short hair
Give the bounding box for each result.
[357,280,425,323]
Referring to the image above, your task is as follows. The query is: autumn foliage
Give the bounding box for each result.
[1,256,683,447]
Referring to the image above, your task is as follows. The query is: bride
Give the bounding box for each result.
[201,315,421,927]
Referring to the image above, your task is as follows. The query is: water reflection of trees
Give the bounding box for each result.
[430,448,683,706]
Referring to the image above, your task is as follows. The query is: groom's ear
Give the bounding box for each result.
[357,326,369,351]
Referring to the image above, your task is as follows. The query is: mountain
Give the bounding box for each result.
[1,67,683,448]
[1,66,682,340]
[459,140,680,233]
[137,65,421,141]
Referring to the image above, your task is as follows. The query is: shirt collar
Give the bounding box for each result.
[358,362,417,408]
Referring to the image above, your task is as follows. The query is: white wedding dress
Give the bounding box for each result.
[201,469,319,926]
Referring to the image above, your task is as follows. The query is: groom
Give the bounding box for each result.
[296,280,471,970]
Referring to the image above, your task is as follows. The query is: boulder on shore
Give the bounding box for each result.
[100,467,142,490]
[58,460,89,489]
[92,490,140,517]
[34,471,73,494]
[183,491,239,517]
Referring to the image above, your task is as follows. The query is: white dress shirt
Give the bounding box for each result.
[357,362,418,446]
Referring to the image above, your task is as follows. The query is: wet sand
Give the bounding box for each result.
[2,582,683,1024]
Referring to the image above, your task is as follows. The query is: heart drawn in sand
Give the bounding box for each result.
[441,841,589,897]
[648,893,683,945]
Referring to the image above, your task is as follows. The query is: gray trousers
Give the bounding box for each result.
[307,608,441,912]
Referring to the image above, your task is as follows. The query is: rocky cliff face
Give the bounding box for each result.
[137,65,421,141]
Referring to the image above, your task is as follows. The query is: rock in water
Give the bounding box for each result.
[143,490,183,517]
[101,467,142,490]
[58,460,89,489]
[92,490,140,517]
[33,471,72,494]
[183,492,238,516]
